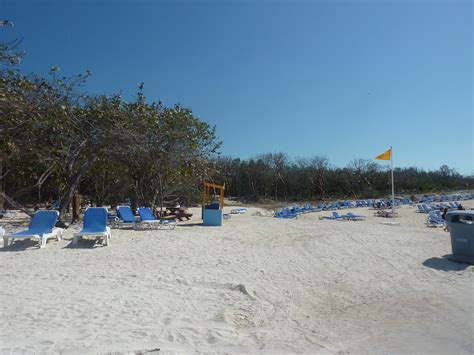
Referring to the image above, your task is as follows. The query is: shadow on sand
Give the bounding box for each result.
[0,239,41,252]
[423,256,470,271]
[177,222,205,228]
[63,239,106,249]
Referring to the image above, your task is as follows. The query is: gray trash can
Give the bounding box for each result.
[445,211,474,264]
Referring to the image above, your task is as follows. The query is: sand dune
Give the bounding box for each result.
[0,203,473,354]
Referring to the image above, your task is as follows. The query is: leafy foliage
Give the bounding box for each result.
[0,69,220,222]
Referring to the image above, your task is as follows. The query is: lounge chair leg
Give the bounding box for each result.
[40,237,47,248]
[3,236,8,248]
[57,228,63,241]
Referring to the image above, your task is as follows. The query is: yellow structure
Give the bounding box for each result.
[203,181,225,209]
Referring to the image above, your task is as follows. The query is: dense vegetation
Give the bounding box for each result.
[0,69,220,223]
[212,154,473,203]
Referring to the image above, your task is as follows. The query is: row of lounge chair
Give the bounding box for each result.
[426,210,446,228]
[2,205,178,249]
[274,204,322,219]
[2,208,111,248]
[112,206,177,230]
[416,193,474,204]
[274,192,473,221]
[416,202,461,213]
[274,205,367,221]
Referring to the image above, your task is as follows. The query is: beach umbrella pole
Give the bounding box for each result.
[391,146,395,217]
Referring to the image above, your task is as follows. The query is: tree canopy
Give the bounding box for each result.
[0,68,221,223]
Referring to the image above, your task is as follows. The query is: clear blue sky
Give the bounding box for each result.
[3,0,473,175]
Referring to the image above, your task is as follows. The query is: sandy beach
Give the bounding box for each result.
[1,203,473,354]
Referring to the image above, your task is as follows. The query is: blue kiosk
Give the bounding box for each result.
[202,181,224,226]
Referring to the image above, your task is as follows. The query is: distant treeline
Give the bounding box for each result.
[211,153,474,202]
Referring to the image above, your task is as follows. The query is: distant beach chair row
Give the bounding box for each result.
[273,198,412,220]
[416,193,474,204]
[416,202,461,213]
[274,204,322,219]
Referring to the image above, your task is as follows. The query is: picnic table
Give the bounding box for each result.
[155,207,193,221]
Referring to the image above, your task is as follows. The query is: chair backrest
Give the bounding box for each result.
[332,211,340,218]
[138,207,156,221]
[83,207,108,232]
[117,206,136,223]
[29,210,59,234]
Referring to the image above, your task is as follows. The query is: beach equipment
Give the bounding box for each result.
[445,211,474,264]
[303,204,321,212]
[202,181,225,226]
[416,204,426,213]
[426,210,445,228]
[3,210,63,248]
[115,205,138,228]
[322,211,344,220]
[73,207,111,246]
[374,147,396,218]
[175,208,193,221]
[137,207,177,229]
[345,212,366,221]
[274,209,298,219]
[231,208,247,214]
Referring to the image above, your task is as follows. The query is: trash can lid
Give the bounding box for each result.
[446,210,474,223]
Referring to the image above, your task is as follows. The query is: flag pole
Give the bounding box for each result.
[391,146,395,216]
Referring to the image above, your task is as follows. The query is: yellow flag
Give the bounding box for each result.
[375,148,391,160]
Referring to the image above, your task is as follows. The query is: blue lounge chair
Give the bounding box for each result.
[3,210,63,248]
[137,207,177,229]
[231,208,248,214]
[73,207,111,246]
[345,212,366,221]
[322,211,344,220]
[303,204,321,212]
[426,210,445,228]
[417,204,429,213]
[114,205,138,228]
[274,209,298,219]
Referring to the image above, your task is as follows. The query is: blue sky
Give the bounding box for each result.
[2,0,473,175]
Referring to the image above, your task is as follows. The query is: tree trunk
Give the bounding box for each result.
[57,159,96,226]
[0,158,3,209]
[72,192,80,222]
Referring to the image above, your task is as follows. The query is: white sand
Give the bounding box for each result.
[0,203,473,354]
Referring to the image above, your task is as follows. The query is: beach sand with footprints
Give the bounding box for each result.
[1,202,473,354]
